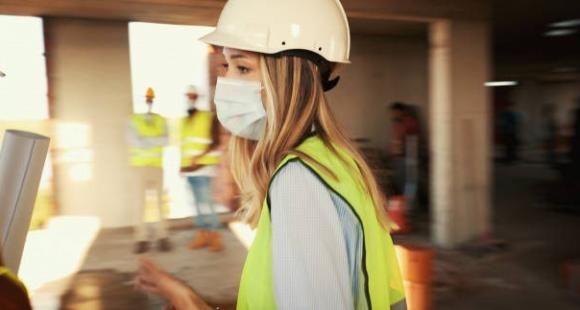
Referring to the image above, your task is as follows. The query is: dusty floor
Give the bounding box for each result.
[32,163,580,309]
[429,162,580,309]
[43,222,244,310]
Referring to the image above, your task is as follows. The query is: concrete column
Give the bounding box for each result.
[429,20,492,247]
[45,18,134,228]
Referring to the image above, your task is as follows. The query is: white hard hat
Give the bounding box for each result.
[185,85,198,95]
[200,0,351,64]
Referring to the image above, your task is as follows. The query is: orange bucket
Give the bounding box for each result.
[404,280,431,310]
[395,244,434,284]
[395,245,434,310]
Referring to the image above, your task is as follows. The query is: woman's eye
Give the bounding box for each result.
[237,66,250,74]
[220,63,229,70]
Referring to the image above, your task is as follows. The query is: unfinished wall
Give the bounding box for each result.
[328,34,429,151]
[45,18,134,228]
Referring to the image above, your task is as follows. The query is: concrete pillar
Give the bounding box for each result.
[429,20,492,247]
[45,18,134,227]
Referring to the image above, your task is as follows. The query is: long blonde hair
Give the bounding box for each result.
[230,54,389,229]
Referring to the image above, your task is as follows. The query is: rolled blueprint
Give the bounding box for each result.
[0,130,50,273]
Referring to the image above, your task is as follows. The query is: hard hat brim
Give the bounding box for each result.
[200,30,350,64]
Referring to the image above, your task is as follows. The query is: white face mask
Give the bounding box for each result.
[214,77,266,140]
[186,98,197,110]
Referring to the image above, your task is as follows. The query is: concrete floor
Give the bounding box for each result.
[55,224,244,310]
[32,162,580,309]
[430,162,580,309]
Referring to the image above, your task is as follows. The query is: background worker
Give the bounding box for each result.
[0,247,32,310]
[180,85,224,252]
[389,102,419,196]
[128,87,171,254]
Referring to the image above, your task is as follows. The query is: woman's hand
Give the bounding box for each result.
[135,257,187,300]
[135,257,210,310]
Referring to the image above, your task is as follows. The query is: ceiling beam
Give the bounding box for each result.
[0,0,489,26]
[0,0,224,26]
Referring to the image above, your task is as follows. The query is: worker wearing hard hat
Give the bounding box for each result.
[179,85,224,252]
[127,87,171,254]
[136,0,406,309]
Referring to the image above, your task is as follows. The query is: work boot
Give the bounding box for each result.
[208,231,224,252]
[158,238,172,252]
[134,241,150,254]
[189,230,210,249]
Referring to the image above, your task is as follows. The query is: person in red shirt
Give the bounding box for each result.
[389,102,418,194]
[390,102,418,157]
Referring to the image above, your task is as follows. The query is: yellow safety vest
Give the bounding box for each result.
[237,136,405,309]
[129,113,166,167]
[180,111,221,167]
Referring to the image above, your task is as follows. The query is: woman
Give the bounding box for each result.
[136,0,406,309]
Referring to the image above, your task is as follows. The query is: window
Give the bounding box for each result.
[0,15,48,120]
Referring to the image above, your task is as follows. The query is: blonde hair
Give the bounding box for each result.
[230,54,390,229]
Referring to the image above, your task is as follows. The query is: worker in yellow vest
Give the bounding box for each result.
[179,85,224,252]
[136,0,406,308]
[128,87,171,254]
[0,248,32,310]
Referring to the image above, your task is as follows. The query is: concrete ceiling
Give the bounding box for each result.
[0,0,465,41]
[1,0,575,80]
[0,0,224,26]
[350,18,426,37]
[0,0,489,26]
[492,0,580,81]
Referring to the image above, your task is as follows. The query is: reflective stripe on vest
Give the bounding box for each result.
[236,136,405,309]
[180,112,220,167]
[130,114,166,167]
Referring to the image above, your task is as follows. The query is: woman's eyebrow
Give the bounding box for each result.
[230,54,247,59]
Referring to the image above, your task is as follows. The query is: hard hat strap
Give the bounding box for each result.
[274,50,341,92]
